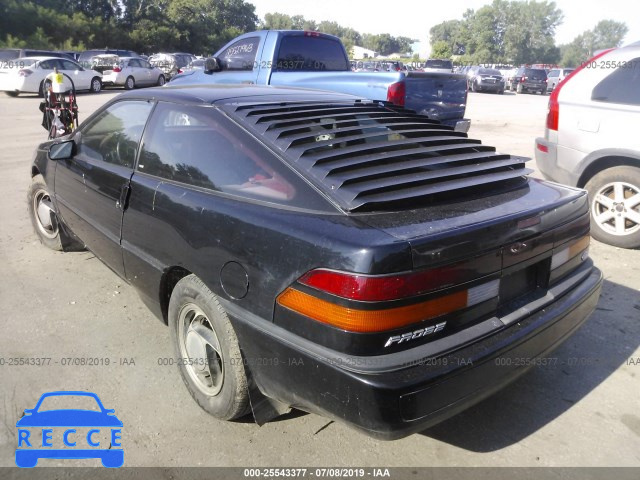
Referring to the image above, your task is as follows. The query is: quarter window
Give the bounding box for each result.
[77,101,153,168]
[138,103,331,210]
[591,58,640,106]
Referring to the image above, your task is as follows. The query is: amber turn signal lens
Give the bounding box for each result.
[277,287,468,333]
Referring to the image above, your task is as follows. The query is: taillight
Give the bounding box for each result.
[386,81,405,106]
[520,76,526,82]
[277,257,501,333]
[18,69,32,77]
[113,66,121,73]
[178,68,183,74]
[304,31,321,37]
[546,48,615,131]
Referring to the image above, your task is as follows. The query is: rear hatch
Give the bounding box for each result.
[404,72,467,121]
[525,68,547,87]
[91,54,119,74]
[225,99,591,355]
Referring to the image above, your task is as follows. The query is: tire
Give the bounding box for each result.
[28,174,84,251]
[90,76,102,93]
[584,166,640,248]
[168,274,250,420]
[157,75,166,86]
[124,76,135,90]
[516,83,523,94]
[498,89,504,94]
[4,91,19,97]
[471,80,477,92]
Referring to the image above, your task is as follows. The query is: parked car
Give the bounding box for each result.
[149,53,195,79]
[101,57,166,89]
[77,49,138,67]
[0,48,74,61]
[535,44,640,248]
[509,67,547,94]
[468,67,505,93]
[178,58,205,74]
[29,84,601,439]
[423,58,454,73]
[503,68,519,90]
[0,57,102,97]
[171,30,471,132]
[546,68,575,92]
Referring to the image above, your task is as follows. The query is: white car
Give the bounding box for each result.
[101,57,166,90]
[535,43,640,248]
[0,57,102,97]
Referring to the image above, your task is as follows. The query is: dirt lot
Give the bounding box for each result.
[0,88,639,468]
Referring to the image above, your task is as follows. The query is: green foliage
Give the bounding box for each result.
[0,0,258,54]
[430,0,563,65]
[430,41,452,59]
[560,20,629,67]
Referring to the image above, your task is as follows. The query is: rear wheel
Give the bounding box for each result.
[90,77,102,93]
[124,76,135,90]
[584,166,640,248]
[516,83,523,94]
[157,75,166,86]
[168,274,250,420]
[40,79,52,98]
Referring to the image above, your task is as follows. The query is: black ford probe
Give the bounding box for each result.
[28,85,602,439]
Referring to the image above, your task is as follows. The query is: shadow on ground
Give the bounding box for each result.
[421,279,638,451]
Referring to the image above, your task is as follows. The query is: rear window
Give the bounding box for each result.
[0,49,20,61]
[525,69,547,80]
[591,58,640,106]
[425,59,453,70]
[138,103,332,210]
[478,68,501,75]
[276,36,349,72]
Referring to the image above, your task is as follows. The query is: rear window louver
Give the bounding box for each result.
[226,101,531,212]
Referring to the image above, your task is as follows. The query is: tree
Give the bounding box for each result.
[430,41,452,59]
[560,20,628,67]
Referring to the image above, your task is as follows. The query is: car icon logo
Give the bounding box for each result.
[15,391,123,468]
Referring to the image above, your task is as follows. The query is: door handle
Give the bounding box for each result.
[116,183,130,210]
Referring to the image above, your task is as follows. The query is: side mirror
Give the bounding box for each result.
[204,57,221,73]
[49,140,75,160]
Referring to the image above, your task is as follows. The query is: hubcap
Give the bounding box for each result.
[178,303,224,396]
[93,80,100,91]
[592,181,640,236]
[33,189,58,239]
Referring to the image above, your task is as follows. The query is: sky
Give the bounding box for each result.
[248,0,640,56]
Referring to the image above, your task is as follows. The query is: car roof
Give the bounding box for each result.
[20,56,74,62]
[117,84,361,105]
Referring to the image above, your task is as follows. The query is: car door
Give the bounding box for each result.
[212,36,261,84]
[137,59,154,85]
[59,59,90,90]
[54,100,154,276]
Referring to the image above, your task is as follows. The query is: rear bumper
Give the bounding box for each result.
[534,137,580,186]
[231,265,602,439]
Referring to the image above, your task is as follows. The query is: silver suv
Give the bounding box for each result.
[535,44,640,248]
[546,68,574,93]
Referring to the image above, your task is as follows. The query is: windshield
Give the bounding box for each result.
[37,394,102,412]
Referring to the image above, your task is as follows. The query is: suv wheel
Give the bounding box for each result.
[585,166,640,248]
[516,83,523,94]
[168,274,250,420]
